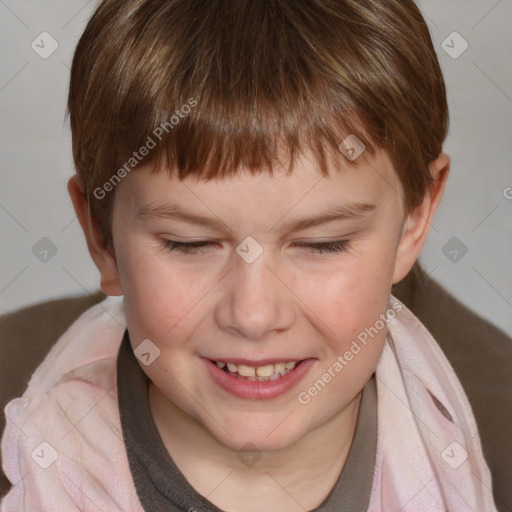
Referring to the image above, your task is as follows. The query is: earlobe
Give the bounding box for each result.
[392,153,451,284]
[67,175,123,296]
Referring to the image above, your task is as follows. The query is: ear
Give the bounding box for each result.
[392,153,450,284]
[67,175,123,296]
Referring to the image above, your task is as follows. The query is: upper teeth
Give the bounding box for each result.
[216,360,298,377]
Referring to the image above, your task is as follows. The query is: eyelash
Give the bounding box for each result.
[161,239,349,255]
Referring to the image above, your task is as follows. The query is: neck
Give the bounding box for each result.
[148,383,362,512]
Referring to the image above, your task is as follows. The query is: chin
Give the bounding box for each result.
[206,418,304,454]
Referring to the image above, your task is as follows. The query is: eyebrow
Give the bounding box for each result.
[137,201,377,234]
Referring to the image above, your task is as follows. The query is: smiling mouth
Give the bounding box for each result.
[209,360,305,382]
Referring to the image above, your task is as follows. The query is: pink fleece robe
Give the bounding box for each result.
[1,295,498,511]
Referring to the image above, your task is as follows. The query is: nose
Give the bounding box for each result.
[214,251,295,341]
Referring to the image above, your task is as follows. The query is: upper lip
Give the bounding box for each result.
[205,357,309,367]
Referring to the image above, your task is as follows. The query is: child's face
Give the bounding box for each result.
[95,147,429,451]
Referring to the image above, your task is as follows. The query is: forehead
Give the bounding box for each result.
[114,146,403,240]
[114,146,403,225]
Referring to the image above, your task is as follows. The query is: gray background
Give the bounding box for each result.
[1,0,511,336]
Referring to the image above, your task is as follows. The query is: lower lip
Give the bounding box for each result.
[201,358,316,400]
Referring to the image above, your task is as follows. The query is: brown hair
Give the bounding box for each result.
[67,0,449,249]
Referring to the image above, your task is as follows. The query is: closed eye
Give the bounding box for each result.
[161,239,349,255]
[293,240,349,254]
[162,240,213,254]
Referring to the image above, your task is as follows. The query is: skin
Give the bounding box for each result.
[69,146,450,511]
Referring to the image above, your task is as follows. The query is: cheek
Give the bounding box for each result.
[119,247,215,345]
[115,246,176,335]
[301,255,393,326]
